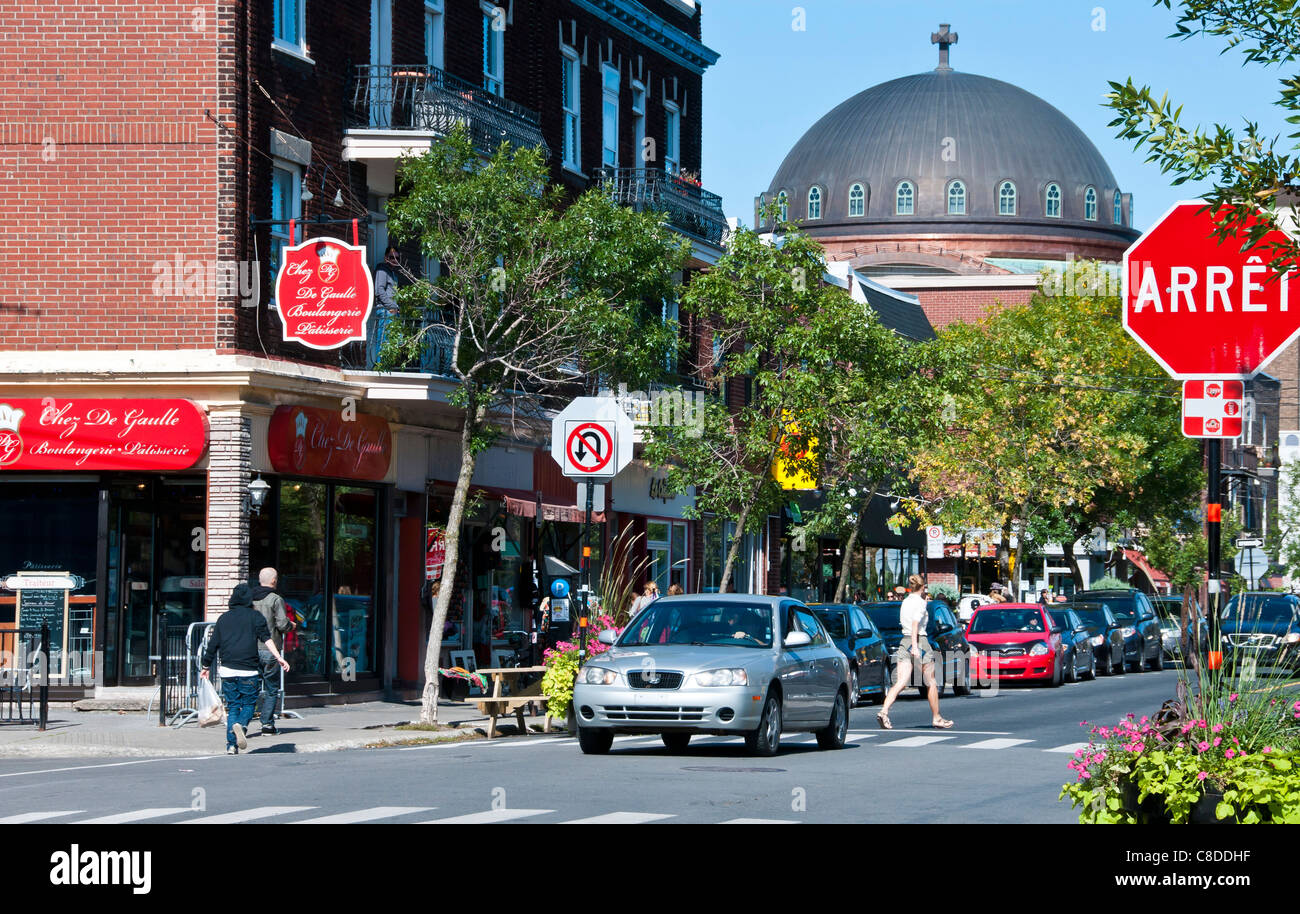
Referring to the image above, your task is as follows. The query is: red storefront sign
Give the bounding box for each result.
[274,237,374,350]
[267,406,391,481]
[426,525,446,581]
[0,398,207,471]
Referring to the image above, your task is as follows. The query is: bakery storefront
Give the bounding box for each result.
[248,405,391,692]
[0,397,209,691]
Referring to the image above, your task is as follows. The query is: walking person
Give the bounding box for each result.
[876,574,953,731]
[201,583,291,755]
[251,567,294,735]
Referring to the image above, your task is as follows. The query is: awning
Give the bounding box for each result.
[429,481,604,523]
[1124,549,1169,586]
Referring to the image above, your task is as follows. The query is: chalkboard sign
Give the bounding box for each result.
[14,572,70,678]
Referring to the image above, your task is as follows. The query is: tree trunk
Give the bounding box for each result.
[718,502,752,594]
[1062,535,1085,591]
[833,493,871,603]
[420,400,486,725]
[997,517,1014,588]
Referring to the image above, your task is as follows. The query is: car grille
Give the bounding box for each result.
[627,671,684,690]
[978,643,1027,657]
[1226,633,1278,648]
[603,706,705,722]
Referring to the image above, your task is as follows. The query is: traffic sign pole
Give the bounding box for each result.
[1207,439,1223,668]
[578,482,594,663]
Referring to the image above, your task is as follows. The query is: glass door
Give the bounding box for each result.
[116,502,156,684]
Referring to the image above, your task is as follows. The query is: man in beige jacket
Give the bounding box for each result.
[250,567,294,735]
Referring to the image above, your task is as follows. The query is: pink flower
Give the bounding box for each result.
[1211,723,1224,734]
[1081,771,1091,779]
[1229,693,1238,702]
[1198,741,1211,752]
[1181,724,1193,734]
[1197,771,1208,781]
[1264,746,1273,754]
[1075,749,1085,758]
[1226,749,1236,759]
[1213,738,1222,747]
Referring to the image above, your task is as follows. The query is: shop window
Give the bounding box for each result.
[277,482,329,677]
[332,486,378,676]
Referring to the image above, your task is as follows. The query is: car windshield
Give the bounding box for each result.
[1072,609,1110,630]
[970,609,1045,634]
[1048,611,1073,630]
[813,610,849,639]
[1089,598,1135,624]
[863,603,901,631]
[1221,595,1296,626]
[619,601,774,648]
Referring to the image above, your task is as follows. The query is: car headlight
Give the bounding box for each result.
[691,668,749,687]
[1285,632,1300,644]
[1029,641,1050,656]
[1090,635,1104,647]
[582,667,619,685]
[1121,627,1136,638]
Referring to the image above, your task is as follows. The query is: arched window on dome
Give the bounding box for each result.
[1084,186,1097,221]
[1113,190,1123,225]
[947,180,966,215]
[777,190,789,222]
[808,186,822,220]
[998,181,1017,216]
[1045,183,1061,218]
[849,183,865,217]
[896,181,914,216]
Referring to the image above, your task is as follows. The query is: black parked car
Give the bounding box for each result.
[1047,607,1097,681]
[1068,602,1127,676]
[811,603,890,705]
[1070,589,1163,672]
[862,600,973,697]
[1151,594,1208,661]
[1219,592,1300,678]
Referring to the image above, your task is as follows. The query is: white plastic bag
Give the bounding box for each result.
[198,677,225,728]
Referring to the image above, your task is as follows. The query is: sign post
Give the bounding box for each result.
[1123,201,1300,666]
[550,398,634,662]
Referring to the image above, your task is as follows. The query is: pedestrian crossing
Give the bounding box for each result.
[4,806,798,825]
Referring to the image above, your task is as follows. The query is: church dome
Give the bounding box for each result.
[761,66,1139,247]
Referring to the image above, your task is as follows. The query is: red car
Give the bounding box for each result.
[966,603,1066,686]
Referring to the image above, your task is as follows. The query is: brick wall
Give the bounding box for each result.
[909,287,1038,328]
[205,410,252,618]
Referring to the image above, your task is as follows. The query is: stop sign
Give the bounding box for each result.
[1123,201,1298,379]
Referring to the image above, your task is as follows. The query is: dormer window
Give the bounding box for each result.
[1115,190,1124,225]
[849,183,865,217]
[896,181,914,216]
[998,181,1016,216]
[1084,186,1098,221]
[947,180,966,215]
[807,186,822,220]
[1045,183,1061,218]
[777,191,788,222]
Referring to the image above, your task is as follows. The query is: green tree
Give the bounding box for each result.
[1106,0,1300,279]
[385,127,689,723]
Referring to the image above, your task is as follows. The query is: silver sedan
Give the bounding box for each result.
[571,594,851,756]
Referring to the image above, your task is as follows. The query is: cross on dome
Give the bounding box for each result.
[931,23,958,71]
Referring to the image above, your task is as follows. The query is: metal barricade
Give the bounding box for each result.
[0,624,50,729]
[164,620,300,726]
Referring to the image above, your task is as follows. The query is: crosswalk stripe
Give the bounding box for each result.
[881,735,955,748]
[721,818,799,824]
[845,733,876,743]
[294,807,436,824]
[0,810,83,823]
[420,808,553,824]
[1044,742,1091,754]
[561,812,676,824]
[76,807,191,824]
[185,806,316,824]
[959,738,1034,750]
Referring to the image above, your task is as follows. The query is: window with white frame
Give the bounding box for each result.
[947,180,965,215]
[807,186,822,220]
[425,0,445,69]
[273,0,308,57]
[849,183,865,217]
[601,64,620,168]
[561,46,580,171]
[1113,190,1122,224]
[1085,186,1097,221]
[631,80,646,167]
[1045,182,1061,218]
[896,181,914,215]
[270,162,302,302]
[481,3,504,96]
[664,101,680,174]
[998,180,1017,215]
[777,190,788,222]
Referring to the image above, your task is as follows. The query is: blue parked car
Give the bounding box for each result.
[810,603,890,705]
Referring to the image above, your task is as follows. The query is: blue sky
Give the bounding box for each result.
[698,0,1290,232]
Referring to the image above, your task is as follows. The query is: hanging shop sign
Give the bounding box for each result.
[0,399,207,471]
[426,525,446,581]
[275,236,374,350]
[267,405,392,481]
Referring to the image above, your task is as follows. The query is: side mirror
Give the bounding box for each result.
[784,631,812,648]
[936,622,953,634]
[597,629,617,645]
[856,630,872,640]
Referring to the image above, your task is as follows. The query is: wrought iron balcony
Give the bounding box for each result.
[598,167,727,246]
[348,64,547,156]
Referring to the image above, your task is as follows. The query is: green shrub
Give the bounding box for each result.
[1089,575,1131,591]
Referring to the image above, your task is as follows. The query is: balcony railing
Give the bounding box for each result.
[343,310,457,377]
[598,167,727,246]
[348,64,548,156]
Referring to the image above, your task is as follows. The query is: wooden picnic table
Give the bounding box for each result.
[470,666,549,739]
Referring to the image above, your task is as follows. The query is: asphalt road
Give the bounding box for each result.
[0,669,1186,824]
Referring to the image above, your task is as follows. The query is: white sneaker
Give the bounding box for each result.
[232,723,247,749]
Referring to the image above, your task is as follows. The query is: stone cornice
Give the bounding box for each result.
[570,0,720,74]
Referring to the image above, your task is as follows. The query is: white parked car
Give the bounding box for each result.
[957,594,991,625]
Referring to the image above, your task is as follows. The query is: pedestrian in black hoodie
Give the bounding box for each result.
[201,583,290,755]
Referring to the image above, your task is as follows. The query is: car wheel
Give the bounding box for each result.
[817,690,849,750]
[1048,657,1063,687]
[744,692,782,757]
[952,654,973,695]
[869,665,890,705]
[661,732,691,752]
[1149,644,1164,671]
[1128,650,1143,674]
[849,666,860,705]
[577,726,613,755]
[1065,651,1078,683]
[1083,653,1097,681]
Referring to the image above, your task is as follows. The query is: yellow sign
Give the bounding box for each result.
[772,420,817,490]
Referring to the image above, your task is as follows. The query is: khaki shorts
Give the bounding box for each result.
[895,634,935,669]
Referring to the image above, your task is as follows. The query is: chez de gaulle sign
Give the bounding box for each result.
[274,237,374,350]
[0,399,208,470]
[267,405,391,481]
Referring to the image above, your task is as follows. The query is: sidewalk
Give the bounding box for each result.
[0,700,560,759]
